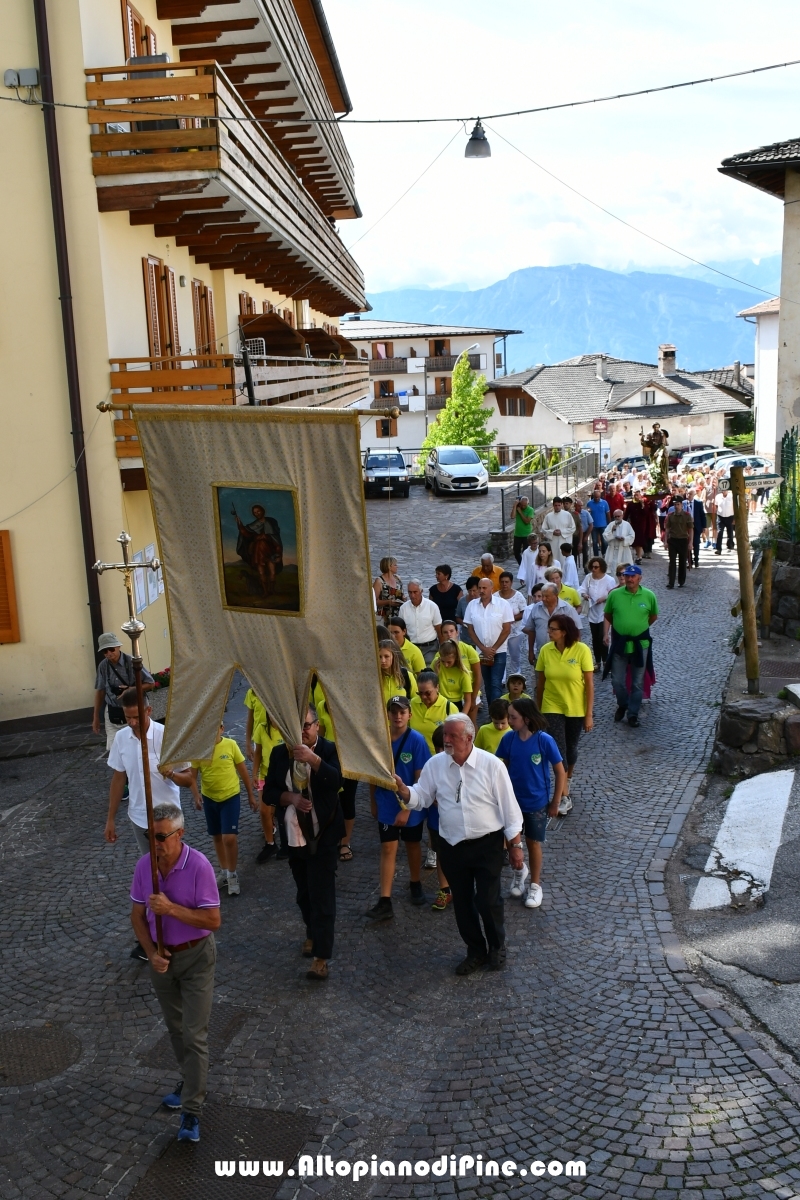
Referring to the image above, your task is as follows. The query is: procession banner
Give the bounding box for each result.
[132,404,394,786]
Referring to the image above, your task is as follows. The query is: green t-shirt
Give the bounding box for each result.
[603,585,659,654]
[514,504,535,538]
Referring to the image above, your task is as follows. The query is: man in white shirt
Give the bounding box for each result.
[104,687,195,960]
[394,713,523,974]
[398,580,442,664]
[714,485,735,554]
[540,497,575,567]
[516,533,540,592]
[464,579,514,706]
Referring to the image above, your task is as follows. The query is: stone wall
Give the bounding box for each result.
[768,541,800,636]
[711,694,800,777]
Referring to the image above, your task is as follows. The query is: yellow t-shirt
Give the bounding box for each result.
[312,682,333,740]
[474,722,510,754]
[410,693,459,752]
[252,722,284,780]
[435,662,473,703]
[398,638,426,676]
[244,688,267,734]
[457,642,481,668]
[381,670,418,707]
[534,641,593,717]
[559,585,581,609]
[501,691,531,702]
[191,736,245,801]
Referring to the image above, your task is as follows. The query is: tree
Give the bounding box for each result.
[422,356,497,453]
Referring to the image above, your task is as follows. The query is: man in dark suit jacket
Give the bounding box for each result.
[264,705,343,981]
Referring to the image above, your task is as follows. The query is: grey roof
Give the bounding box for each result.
[690,366,754,399]
[738,297,780,317]
[487,354,750,425]
[718,138,800,198]
[340,318,523,340]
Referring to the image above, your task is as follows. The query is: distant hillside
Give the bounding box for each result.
[365,264,763,372]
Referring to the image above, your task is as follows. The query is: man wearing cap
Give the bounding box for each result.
[393,712,523,975]
[603,565,658,728]
[664,494,694,588]
[365,696,431,922]
[92,632,154,751]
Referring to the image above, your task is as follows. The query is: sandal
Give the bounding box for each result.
[339,844,353,861]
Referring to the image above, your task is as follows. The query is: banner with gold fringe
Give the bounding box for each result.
[133,404,394,787]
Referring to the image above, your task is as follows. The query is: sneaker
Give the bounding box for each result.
[509,862,529,898]
[557,795,573,816]
[431,889,452,912]
[525,882,543,909]
[130,943,148,962]
[409,881,426,907]
[177,1113,200,1143]
[256,842,276,863]
[365,897,393,921]
[424,848,437,869]
[614,706,627,723]
[162,1081,183,1110]
[215,868,228,887]
[628,714,640,728]
[226,872,240,895]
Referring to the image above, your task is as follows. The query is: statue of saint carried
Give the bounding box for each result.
[640,423,669,491]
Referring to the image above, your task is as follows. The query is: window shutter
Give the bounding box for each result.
[164,266,180,355]
[142,257,163,357]
[145,25,157,54]
[496,395,507,416]
[191,280,202,351]
[124,4,137,59]
[0,531,21,643]
[205,286,216,351]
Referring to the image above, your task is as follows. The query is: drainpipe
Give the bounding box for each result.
[33,0,103,649]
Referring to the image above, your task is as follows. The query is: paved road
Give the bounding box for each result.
[2,490,800,1199]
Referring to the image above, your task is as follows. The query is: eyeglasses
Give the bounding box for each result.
[302,720,318,731]
[154,829,181,842]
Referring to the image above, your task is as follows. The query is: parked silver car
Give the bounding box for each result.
[363,451,410,498]
[424,446,489,496]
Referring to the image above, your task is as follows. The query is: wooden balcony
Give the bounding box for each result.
[85,62,365,315]
[108,353,369,458]
[426,354,482,371]
[369,357,408,374]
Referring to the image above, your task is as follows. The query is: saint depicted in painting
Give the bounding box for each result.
[215,485,301,614]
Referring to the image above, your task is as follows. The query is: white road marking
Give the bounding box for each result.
[689,769,794,910]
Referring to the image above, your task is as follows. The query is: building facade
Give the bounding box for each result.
[737,299,780,460]
[0,0,367,726]
[340,319,521,454]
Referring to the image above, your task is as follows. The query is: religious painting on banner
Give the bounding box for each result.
[131,405,394,789]
[214,485,301,614]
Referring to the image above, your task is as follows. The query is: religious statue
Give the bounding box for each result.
[640,423,670,492]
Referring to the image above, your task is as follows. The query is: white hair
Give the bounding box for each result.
[407,578,423,588]
[443,712,475,739]
[481,553,494,562]
[152,803,184,828]
[544,566,562,580]
[540,583,559,597]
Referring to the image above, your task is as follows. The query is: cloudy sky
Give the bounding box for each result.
[324,0,799,293]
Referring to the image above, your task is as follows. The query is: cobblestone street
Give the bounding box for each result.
[2,487,800,1200]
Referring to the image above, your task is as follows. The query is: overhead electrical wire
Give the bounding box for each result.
[1,55,799,126]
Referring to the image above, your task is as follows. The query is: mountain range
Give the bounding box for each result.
[365,262,778,373]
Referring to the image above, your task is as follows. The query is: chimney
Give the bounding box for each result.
[733,360,741,386]
[658,344,677,376]
[596,355,608,381]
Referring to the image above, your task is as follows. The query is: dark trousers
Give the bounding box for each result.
[716,516,735,551]
[513,535,529,564]
[667,537,688,586]
[438,829,505,958]
[591,527,607,556]
[288,845,338,959]
[589,620,607,666]
[692,528,703,567]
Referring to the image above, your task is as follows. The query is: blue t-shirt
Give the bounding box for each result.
[496,730,562,813]
[587,497,610,529]
[374,729,430,825]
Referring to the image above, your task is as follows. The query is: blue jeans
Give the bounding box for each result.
[480,653,507,707]
[592,527,607,556]
[610,652,646,717]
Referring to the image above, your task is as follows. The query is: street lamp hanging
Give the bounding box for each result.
[465,119,491,159]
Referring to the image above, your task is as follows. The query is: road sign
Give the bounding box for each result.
[592,418,609,433]
[719,473,782,489]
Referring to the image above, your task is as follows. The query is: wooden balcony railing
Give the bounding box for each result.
[85,62,365,314]
[426,354,482,371]
[108,353,369,458]
[369,357,408,374]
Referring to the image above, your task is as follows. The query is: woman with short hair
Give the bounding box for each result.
[579,556,616,671]
[373,556,405,620]
[429,564,462,624]
[534,613,593,815]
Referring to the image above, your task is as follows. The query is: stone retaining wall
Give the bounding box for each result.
[767,541,800,636]
[711,694,800,776]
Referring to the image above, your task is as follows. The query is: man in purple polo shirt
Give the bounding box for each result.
[130,802,220,1144]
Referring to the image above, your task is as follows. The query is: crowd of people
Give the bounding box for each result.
[98,458,753,1142]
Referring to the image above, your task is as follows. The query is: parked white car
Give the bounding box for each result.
[424,446,489,496]
[363,450,410,499]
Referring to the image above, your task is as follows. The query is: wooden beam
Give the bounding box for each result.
[157,0,238,15]
[129,195,229,224]
[179,41,269,63]
[153,209,245,235]
[171,19,259,44]
[176,222,259,246]
[223,62,280,82]
[96,179,208,211]
[236,82,291,98]
[245,97,300,110]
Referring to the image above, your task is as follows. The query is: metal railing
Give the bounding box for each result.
[779,427,800,541]
[499,449,600,530]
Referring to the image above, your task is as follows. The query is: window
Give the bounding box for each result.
[430,338,450,357]
[142,256,180,358]
[376,419,398,438]
[435,377,452,397]
[506,396,519,416]
[262,301,274,314]
[0,531,20,643]
[372,342,393,360]
[122,2,146,59]
[374,380,395,399]
[642,389,656,406]
[239,291,255,316]
[495,352,503,369]
[191,280,216,356]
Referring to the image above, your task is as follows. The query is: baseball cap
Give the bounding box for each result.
[621,564,642,576]
[387,695,411,710]
[507,673,526,684]
[97,632,122,651]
